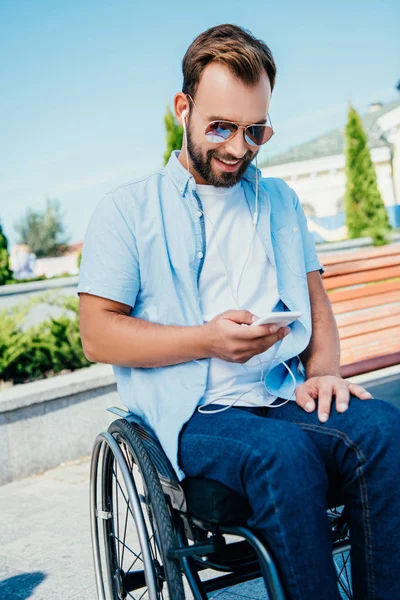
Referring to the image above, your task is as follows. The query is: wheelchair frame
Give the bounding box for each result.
[90,407,353,600]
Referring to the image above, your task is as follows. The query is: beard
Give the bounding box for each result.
[185,116,258,188]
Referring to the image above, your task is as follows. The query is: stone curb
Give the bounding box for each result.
[0,275,79,297]
[0,364,115,414]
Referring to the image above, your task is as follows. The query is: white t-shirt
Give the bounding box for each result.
[196,180,281,408]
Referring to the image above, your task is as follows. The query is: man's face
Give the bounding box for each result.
[177,62,272,187]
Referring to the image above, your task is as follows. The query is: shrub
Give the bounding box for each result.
[0,293,91,385]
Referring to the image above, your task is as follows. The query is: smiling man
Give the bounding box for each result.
[78,24,400,600]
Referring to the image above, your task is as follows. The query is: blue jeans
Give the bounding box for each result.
[177,396,400,600]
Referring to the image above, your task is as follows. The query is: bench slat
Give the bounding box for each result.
[340,325,400,351]
[323,266,400,291]
[321,243,400,266]
[338,313,400,339]
[335,303,400,328]
[341,340,400,364]
[323,254,400,278]
[327,280,400,303]
[332,290,400,315]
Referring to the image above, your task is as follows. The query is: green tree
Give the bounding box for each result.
[14,198,70,258]
[163,106,183,165]
[344,105,391,245]
[0,221,13,285]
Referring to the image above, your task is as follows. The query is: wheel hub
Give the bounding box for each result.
[114,567,127,599]
[154,559,165,593]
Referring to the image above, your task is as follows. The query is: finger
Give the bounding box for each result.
[348,382,373,400]
[335,382,350,413]
[295,386,316,413]
[318,383,334,422]
[224,310,256,325]
[253,328,291,351]
[244,325,291,340]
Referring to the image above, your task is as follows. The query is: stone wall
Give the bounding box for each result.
[0,364,123,486]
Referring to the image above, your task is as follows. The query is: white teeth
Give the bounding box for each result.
[219,158,239,165]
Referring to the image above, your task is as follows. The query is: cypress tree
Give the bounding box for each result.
[0,221,13,285]
[344,105,391,245]
[163,106,184,166]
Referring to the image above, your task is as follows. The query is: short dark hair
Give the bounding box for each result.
[182,24,277,100]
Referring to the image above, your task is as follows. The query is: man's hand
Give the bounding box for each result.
[204,309,290,363]
[295,375,373,423]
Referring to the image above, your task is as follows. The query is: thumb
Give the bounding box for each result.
[222,310,257,325]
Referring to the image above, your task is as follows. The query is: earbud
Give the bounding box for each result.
[181,109,188,127]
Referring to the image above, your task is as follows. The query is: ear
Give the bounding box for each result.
[173,92,189,126]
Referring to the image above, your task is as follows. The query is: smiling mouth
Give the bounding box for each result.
[216,157,241,165]
[214,156,242,171]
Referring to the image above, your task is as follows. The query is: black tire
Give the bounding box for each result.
[102,418,186,599]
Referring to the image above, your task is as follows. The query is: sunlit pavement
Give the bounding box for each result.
[0,455,266,600]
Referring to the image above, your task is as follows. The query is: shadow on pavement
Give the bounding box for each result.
[0,571,47,600]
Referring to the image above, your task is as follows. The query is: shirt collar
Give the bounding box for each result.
[165,149,262,196]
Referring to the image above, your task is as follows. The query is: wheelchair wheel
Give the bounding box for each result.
[90,418,185,599]
[329,507,352,599]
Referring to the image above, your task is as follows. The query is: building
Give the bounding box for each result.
[260,100,400,242]
[10,242,83,280]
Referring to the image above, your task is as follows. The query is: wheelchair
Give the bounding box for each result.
[90,407,353,599]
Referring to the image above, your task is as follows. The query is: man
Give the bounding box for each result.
[78,23,400,600]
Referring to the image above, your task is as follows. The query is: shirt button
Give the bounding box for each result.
[85,285,90,292]
[292,226,299,233]
[197,210,202,218]
[197,251,204,259]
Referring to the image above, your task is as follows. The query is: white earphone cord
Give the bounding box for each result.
[181,111,295,414]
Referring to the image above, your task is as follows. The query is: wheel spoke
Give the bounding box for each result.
[115,460,120,565]
[111,534,143,563]
[112,467,136,522]
[121,498,130,567]
[125,551,145,575]
[336,551,352,598]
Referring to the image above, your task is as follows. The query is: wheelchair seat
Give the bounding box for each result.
[181,476,253,525]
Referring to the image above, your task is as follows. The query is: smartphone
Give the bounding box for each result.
[250,311,302,328]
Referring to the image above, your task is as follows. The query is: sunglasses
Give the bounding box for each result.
[186,93,274,147]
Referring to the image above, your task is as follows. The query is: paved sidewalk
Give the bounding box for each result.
[0,456,267,600]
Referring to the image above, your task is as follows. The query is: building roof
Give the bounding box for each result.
[260,100,400,168]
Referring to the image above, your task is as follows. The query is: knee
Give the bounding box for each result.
[348,396,400,454]
[245,420,326,481]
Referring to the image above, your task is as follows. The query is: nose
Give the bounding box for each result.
[223,127,249,160]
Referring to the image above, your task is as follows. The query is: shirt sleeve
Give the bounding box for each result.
[290,187,325,275]
[77,192,140,307]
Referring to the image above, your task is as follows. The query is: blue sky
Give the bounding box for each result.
[1,0,399,246]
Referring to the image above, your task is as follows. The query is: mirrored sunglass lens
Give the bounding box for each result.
[245,125,271,146]
[205,121,237,143]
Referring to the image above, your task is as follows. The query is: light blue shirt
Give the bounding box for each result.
[77,150,324,481]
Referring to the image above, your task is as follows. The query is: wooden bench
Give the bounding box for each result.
[320,242,400,378]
